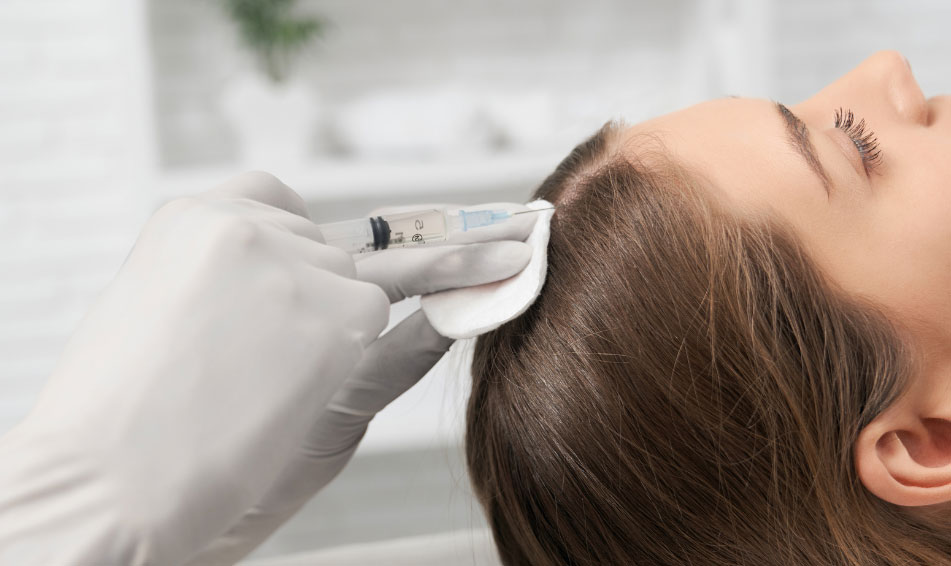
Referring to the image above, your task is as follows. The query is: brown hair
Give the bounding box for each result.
[465,122,951,565]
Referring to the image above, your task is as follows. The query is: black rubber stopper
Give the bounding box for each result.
[369,216,391,250]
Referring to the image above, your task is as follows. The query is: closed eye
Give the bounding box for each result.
[833,107,884,175]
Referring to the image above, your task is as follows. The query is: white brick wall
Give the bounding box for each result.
[0,0,154,435]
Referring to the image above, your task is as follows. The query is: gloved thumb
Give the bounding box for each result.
[323,309,450,419]
[355,240,532,303]
[181,310,453,566]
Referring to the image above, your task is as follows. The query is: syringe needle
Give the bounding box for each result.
[511,207,555,215]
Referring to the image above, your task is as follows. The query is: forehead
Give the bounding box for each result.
[618,98,821,218]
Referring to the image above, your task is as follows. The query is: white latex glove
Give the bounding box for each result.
[0,172,395,565]
[184,203,536,566]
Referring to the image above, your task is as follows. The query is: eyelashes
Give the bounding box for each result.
[833,107,883,174]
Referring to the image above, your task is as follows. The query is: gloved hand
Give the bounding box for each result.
[184,203,536,566]
[0,172,531,566]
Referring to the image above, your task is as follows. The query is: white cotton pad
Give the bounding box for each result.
[421,199,554,339]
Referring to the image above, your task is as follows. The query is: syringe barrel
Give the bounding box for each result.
[316,209,449,254]
[384,209,448,248]
[316,217,378,254]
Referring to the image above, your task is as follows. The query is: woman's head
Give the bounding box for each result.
[636,51,949,368]
[466,51,951,565]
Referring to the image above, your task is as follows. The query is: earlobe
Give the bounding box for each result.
[855,406,951,507]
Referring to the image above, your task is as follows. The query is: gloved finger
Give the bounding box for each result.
[368,202,536,244]
[300,265,391,346]
[272,232,356,278]
[267,212,325,243]
[324,309,452,418]
[234,202,325,243]
[204,170,311,219]
[226,311,448,514]
[355,240,531,303]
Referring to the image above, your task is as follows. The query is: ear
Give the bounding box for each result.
[855,383,951,507]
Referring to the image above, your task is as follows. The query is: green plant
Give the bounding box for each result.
[221,0,326,83]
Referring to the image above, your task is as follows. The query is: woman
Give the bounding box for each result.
[466,51,951,565]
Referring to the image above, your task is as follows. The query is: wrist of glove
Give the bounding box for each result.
[0,422,146,565]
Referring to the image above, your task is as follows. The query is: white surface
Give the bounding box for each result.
[239,529,501,566]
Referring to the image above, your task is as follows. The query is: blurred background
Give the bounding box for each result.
[1,0,949,560]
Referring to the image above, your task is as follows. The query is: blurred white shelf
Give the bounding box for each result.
[152,150,565,206]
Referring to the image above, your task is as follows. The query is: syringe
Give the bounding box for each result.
[316,207,546,254]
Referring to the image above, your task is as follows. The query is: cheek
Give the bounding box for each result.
[859,174,951,341]
[884,170,951,268]
[795,170,951,348]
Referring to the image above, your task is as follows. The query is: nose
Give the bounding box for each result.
[817,51,928,125]
[854,51,928,125]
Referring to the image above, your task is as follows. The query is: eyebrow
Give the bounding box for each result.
[774,102,832,196]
